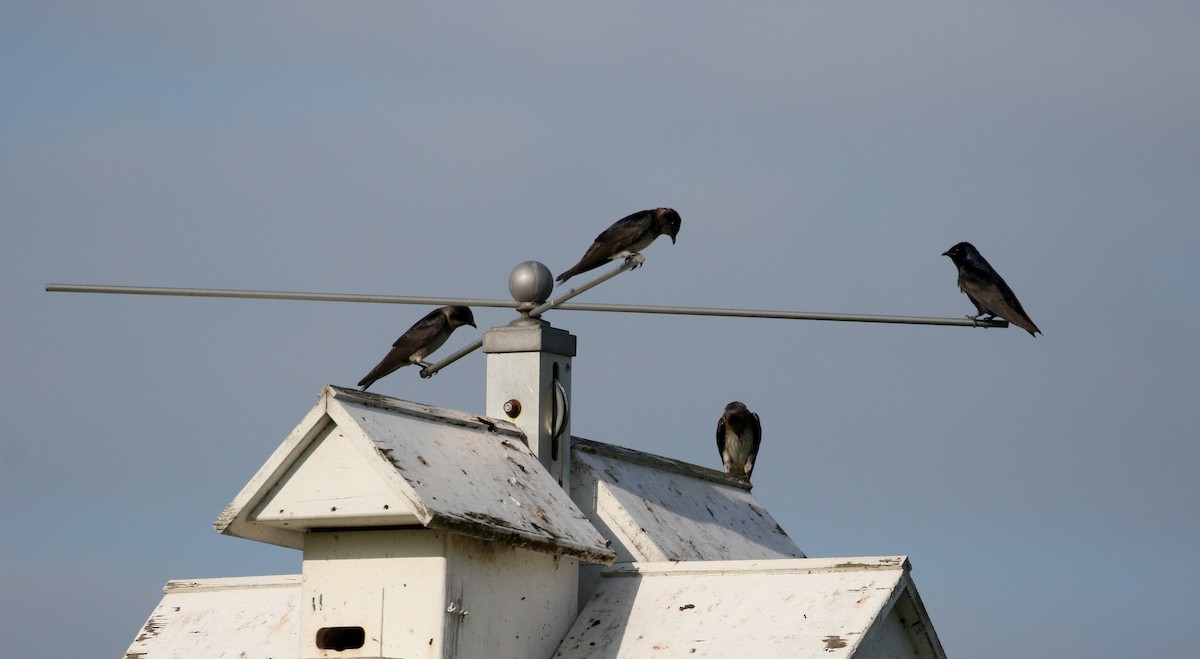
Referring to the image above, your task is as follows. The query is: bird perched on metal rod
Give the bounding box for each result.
[556,207,682,284]
[358,305,477,390]
[716,401,762,483]
[943,242,1040,336]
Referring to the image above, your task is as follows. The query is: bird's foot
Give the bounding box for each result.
[624,253,646,269]
[418,361,435,379]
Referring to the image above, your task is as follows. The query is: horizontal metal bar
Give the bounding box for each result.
[545,302,1009,328]
[44,283,518,308]
[45,282,1007,328]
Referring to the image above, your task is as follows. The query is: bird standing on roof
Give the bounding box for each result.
[358,306,477,390]
[942,242,1040,336]
[556,208,682,284]
[716,401,762,483]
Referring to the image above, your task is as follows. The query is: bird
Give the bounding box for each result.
[716,401,762,483]
[943,242,1040,336]
[556,207,682,284]
[357,306,477,390]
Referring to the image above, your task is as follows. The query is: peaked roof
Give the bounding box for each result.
[555,556,946,659]
[124,575,300,659]
[571,437,805,562]
[216,385,616,564]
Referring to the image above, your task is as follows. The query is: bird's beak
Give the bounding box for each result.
[670,235,677,244]
[941,249,951,256]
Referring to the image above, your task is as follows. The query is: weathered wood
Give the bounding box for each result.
[571,438,803,563]
[123,575,300,659]
[217,385,616,565]
[555,557,946,659]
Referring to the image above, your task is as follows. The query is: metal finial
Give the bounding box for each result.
[508,261,554,305]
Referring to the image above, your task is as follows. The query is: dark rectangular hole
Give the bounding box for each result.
[316,626,365,651]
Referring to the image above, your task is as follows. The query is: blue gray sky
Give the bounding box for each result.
[3,3,1198,657]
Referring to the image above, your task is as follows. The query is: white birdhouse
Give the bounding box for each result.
[211,385,614,658]
[125,316,946,659]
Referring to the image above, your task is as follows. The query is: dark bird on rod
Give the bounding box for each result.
[358,305,477,390]
[556,208,682,284]
[716,401,762,483]
[943,242,1040,336]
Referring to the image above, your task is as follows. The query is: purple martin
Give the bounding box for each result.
[716,401,762,483]
[943,242,1040,336]
[556,208,682,284]
[357,305,477,390]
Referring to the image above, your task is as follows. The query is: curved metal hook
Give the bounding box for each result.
[551,374,569,462]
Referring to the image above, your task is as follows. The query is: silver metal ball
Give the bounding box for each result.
[508,261,553,304]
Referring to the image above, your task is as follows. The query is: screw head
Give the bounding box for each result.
[508,261,553,304]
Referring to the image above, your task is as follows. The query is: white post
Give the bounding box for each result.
[484,318,575,489]
[484,261,575,489]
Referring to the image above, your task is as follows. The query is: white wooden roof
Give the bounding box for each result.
[124,575,300,659]
[571,437,805,562]
[215,385,616,564]
[555,556,946,659]
[125,558,945,659]
[130,392,945,659]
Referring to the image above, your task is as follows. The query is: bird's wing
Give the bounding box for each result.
[959,277,1008,317]
[992,277,1036,328]
[971,256,1039,334]
[357,346,406,389]
[960,274,1039,334]
[391,308,448,350]
[750,412,762,454]
[592,210,653,247]
[357,309,448,389]
[557,211,653,282]
[715,416,727,456]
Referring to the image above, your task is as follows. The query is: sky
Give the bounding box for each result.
[2,3,1198,657]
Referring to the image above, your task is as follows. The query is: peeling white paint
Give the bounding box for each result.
[554,557,946,659]
[217,386,615,564]
[123,575,300,659]
[129,388,944,659]
[571,437,805,563]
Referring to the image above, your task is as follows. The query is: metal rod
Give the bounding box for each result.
[45,280,1007,328]
[44,283,517,309]
[418,337,483,379]
[529,254,643,318]
[545,302,1009,328]
[417,256,647,378]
